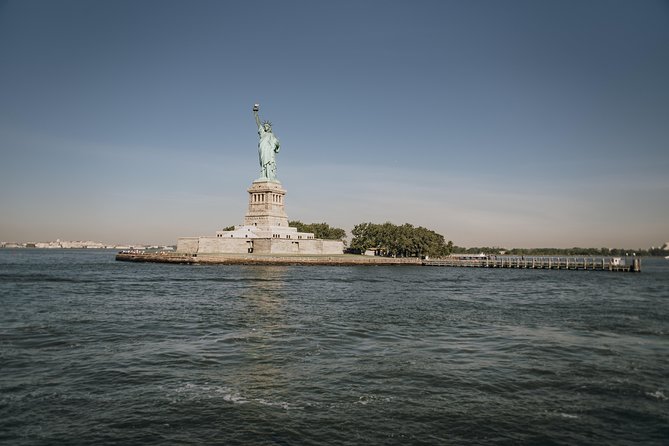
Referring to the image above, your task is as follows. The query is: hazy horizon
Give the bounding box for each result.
[1,1,668,249]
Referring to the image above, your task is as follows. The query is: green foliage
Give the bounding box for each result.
[289,221,347,241]
[349,222,452,257]
[451,246,504,255]
[222,225,235,231]
[648,245,669,256]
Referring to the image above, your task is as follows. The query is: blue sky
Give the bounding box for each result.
[1,0,668,248]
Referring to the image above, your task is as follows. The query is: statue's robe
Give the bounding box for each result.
[258,126,280,180]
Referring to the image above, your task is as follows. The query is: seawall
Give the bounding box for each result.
[115,252,422,266]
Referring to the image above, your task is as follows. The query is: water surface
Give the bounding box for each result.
[1,250,667,444]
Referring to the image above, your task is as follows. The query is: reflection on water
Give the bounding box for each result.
[227,266,290,406]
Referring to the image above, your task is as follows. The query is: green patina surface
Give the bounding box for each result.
[253,104,280,181]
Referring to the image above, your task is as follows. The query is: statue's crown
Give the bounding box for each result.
[262,120,272,127]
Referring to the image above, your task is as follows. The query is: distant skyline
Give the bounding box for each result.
[1,0,668,248]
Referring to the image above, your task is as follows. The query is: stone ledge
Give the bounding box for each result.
[115,252,421,266]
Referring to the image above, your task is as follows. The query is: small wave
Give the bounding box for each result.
[354,394,393,406]
[545,411,579,419]
[221,392,248,404]
[256,399,300,410]
[646,390,667,401]
[170,383,248,404]
[169,383,305,409]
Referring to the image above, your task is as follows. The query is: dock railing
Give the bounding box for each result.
[423,256,640,272]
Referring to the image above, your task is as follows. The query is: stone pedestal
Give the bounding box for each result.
[244,180,289,228]
[176,179,344,256]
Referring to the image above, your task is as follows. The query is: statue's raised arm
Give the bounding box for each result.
[253,103,261,129]
[252,103,281,181]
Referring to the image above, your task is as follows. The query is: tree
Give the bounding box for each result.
[289,221,346,241]
[350,222,451,257]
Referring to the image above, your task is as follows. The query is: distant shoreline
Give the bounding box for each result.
[0,244,175,250]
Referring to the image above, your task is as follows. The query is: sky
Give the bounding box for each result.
[1,0,668,248]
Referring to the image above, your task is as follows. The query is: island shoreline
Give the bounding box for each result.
[115,252,422,266]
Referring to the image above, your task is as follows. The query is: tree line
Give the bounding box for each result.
[349,222,453,257]
[288,221,347,240]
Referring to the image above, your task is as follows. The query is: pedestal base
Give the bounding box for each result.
[176,179,344,255]
[244,180,289,228]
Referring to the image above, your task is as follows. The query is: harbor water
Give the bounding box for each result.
[1,250,667,445]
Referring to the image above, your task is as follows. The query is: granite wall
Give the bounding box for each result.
[177,236,344,255]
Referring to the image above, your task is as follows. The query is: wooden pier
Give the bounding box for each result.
[115,252,640,272]
[423,256,640,272]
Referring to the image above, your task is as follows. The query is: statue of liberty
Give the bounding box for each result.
[253,104,280,181]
